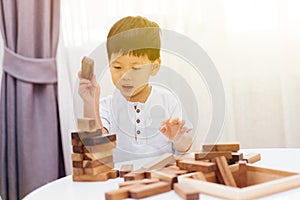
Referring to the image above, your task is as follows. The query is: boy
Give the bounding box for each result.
[78,16,192,161]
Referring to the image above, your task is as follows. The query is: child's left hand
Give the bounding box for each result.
[160,118,188,142]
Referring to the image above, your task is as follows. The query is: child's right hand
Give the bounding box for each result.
[78,71,100,104]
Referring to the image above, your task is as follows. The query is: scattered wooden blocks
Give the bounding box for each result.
[237,160,247,188]
[123,169,147,181]
[119,178,160,187]
[228,152,244,165]
[174,183,200,200]
[81,56,94,80]
[150,170,178,189]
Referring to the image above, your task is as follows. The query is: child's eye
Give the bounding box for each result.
[132,67,142,70]
[113,66,122,69]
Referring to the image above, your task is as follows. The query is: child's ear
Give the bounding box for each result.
[150,58,161,76]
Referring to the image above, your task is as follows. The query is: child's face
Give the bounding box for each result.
[109,53,160,99]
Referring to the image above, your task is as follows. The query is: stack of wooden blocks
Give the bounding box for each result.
[104,143,261,200]
[71,118,118,182]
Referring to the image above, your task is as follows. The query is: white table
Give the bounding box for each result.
[24,148,300,200]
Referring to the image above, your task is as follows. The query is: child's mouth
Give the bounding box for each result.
[122,85,134,93]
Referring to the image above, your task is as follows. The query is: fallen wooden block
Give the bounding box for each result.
[150,170,178,189]
[243,153,261,164]
[119,164,134,177]
[159,167,188,176]
[119,178,160,187]
[202,143,240,152]
[237,160,247,188]
[177,159,216,173]
[129,181,171,199]
[195,151,232,161]
[191,172,206,181]
[105,184,140,200]
[213,156,237,187]
[174,183,200,200]
[142,153,175,170]
[81,56,94,80]
[109,169,119,178]
[82,134,116,146]
[77,118,97,132]
[124,169,147,181]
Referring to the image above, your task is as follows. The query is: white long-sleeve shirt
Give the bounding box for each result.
[100,85,192,162]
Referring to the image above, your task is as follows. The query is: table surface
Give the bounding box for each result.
[23,148,300,200]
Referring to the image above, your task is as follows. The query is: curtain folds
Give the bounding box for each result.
[0,0,65,199]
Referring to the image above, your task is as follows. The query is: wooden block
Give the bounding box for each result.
[142,153,175,170]
[84,141,116,153]
[124,169,146,181]
[72,161,83,168]
[120,164,134,177]
[83,156,113,168]
[73,170,110,182]
[129,181,171,199]
[243,153,261,164]
[237,160,247,188]
[177,159,216,173]
[109,169,119,178]
[71,153,83,161]
[174,183,200,200]
[73,168,84,176]
[119,178,160,187]
[150,170,178,188]
[81,56,94,80]
[228,152,244,165]
[83,162,114,175]
[77,118,97,132]
[72,139,83,146]
[145,171,152,179]
[72,146,84,153]
[191,172,206,181]
[159,167,188,176]
[213,156,237,187]
[105,184,139,200]
[71,129,102,140]
[203,172,217,183]
[202,143,240,152]
[195,151,232,160]
[84,150,113,161]
[82,134,116,146]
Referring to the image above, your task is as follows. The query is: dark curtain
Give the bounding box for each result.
[0,0,65,199]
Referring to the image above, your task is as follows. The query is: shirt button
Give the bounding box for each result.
[136,109,140,113]
[136,119,140,123]
[137,130,140,134]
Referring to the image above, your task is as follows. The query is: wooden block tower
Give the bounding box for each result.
[71,118,118,181]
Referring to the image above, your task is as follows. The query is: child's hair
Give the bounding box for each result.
[106,16,161,61]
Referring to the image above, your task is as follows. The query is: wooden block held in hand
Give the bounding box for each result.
[77,118,96,132]
[174,183,200,200]
[120,164,134,177]
[129,181,171,199]
[81,56,94,80]
[213,156,237,187]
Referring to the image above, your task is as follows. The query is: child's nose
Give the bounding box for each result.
[121,70,133,80]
